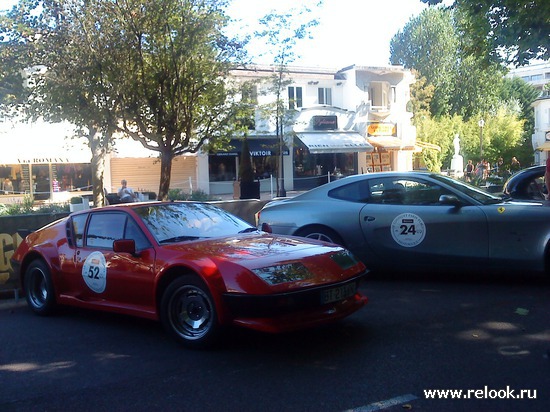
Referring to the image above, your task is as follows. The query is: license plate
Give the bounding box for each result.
[321,282,357,304]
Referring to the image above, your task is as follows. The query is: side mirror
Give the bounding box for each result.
[113,239,137,256]
[439,194,462,206]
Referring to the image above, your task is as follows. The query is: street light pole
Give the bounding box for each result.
[478,119,485,159]
[278,120,286,197]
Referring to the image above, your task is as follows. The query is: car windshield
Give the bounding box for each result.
[431,174,502,205]
[133,203,255,244]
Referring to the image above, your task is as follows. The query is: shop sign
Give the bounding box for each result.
[313,115,338,131]
[18,157,72,164]
[367,122,397,137]
[250,150,274,157]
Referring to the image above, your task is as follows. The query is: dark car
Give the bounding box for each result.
[11,202,368,348]
[502,165,546,200]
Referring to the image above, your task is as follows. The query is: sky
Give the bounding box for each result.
[1,0,433,68]
[226,0,430,68]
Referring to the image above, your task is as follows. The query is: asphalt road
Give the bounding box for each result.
[1,272,549,412]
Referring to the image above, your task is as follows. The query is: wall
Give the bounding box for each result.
[0,213,68,292]
[109,156,198,194]
[0,200,268,296]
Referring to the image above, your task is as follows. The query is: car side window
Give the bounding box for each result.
[367,177,452,205]
[86,213,127,249]
[328,180,370,202]
[72,214,88,247]
[527,176,546,200]
[401,180,451,205]
[124,217,151,251]
[367,178,404,204]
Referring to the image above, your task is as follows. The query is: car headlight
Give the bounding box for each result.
[251,263,314,285]
[330,250,360,270]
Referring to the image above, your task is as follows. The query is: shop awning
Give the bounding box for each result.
[296,132,374,154]
[535,141,550,151]
[0,120,91,164]
[210,138,289,157]
[367,136,416,151]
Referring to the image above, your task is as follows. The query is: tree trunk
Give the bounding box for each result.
[158,151,174,201]
[88,127,107,207]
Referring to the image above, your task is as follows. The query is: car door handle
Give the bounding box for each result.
[364,216,375,222]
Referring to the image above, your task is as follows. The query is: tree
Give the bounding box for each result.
[254,2,321,196]
[421,0,549,66]
[110,0,244,200]
[391,7,513,120]
[0,5,31,111]
[1,0,245,202]
[408,70,435,121]
[415,109,524,172]
[498,76,541,164]
[390,7,459,117]
[1,0,122,206]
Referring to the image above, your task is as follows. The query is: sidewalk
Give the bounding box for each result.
[0,291,25,310]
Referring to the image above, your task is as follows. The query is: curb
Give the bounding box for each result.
[0,299,26,310]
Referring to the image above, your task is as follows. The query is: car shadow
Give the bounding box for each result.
[365,269,550,287]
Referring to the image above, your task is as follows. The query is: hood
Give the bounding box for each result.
[162,233,342,267]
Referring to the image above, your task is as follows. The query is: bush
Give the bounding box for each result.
[0,195,35,216]
[167,189,218,201]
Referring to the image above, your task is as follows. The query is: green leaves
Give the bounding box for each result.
[421,0,549,66]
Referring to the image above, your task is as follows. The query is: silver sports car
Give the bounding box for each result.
[257,172,550,275]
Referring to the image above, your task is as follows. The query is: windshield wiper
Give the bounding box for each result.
[160,235,201,244]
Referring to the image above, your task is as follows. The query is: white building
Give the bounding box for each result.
[205,64,418,196]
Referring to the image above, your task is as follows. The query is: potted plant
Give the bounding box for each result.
[239,137,260,199]
[69,196,89,212]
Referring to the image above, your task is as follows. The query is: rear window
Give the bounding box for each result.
[328,181,370,202]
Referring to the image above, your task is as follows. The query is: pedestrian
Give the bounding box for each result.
[464,160,475,182]
[2,177,14,193]
[510,157,521,173]
[495,157,505,177]
[475,160,485,180]
[483,159,491,180]
[118,179,138,203]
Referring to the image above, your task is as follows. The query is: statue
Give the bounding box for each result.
[450,134,464,178]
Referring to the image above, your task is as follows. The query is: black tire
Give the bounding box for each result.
[160,275,220,349]
[296,225,344,246]
[24,260,57,316]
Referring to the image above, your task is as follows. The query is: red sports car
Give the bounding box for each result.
[11,202,368,348]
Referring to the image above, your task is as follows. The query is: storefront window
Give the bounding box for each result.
[209,157,237,182]
[209,155,278,182]
[251,156,277,180]
[293,143,357,190]
[0,163,91,199]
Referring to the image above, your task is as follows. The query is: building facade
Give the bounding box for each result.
[1,63,418,202]
[205,63,417,196]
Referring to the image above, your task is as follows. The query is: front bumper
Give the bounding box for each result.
[222,273,368,333]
